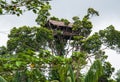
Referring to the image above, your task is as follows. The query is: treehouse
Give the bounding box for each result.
[45,20,79,40]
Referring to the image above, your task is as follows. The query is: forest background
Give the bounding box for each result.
[0,0,120,82]
[1,0,120,73]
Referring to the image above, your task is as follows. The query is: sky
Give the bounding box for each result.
[0,0,120,74]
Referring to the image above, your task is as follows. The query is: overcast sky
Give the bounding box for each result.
[0,0,120,74]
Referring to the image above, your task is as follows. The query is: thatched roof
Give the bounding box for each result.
[47,20,73,28]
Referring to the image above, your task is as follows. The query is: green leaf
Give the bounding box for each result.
[84,60,103,82]
[69,65,75,82]
[0,76,7,82]
[51,80,59,82]
[0,8,2,14]
[16,61,22,67]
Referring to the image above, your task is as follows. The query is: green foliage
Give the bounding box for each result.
[51,80,59,82]
[68,65,75,82]
[103,62,115,78]
[71,52,87,82]
[0,49,49,81]
[71,15,95,52]
[7,26,53,54]
[116,69,120,82]
[0,76,7,82]
[72,16,80,21]
[82,33,102,53]
[0,1,118,81]
[87,8,99,17]
[54,38,67,56]
[61,18,70,25]
[36,2,51,25]
[48,56,71,81]
[0,0,51,15]
[98,61,115,82]
[0,46,7,55]
[85,60,103,82]
[72,52,87,67]
[0,7,2,14]
[99,25,120,52]
[50,16,60,21]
